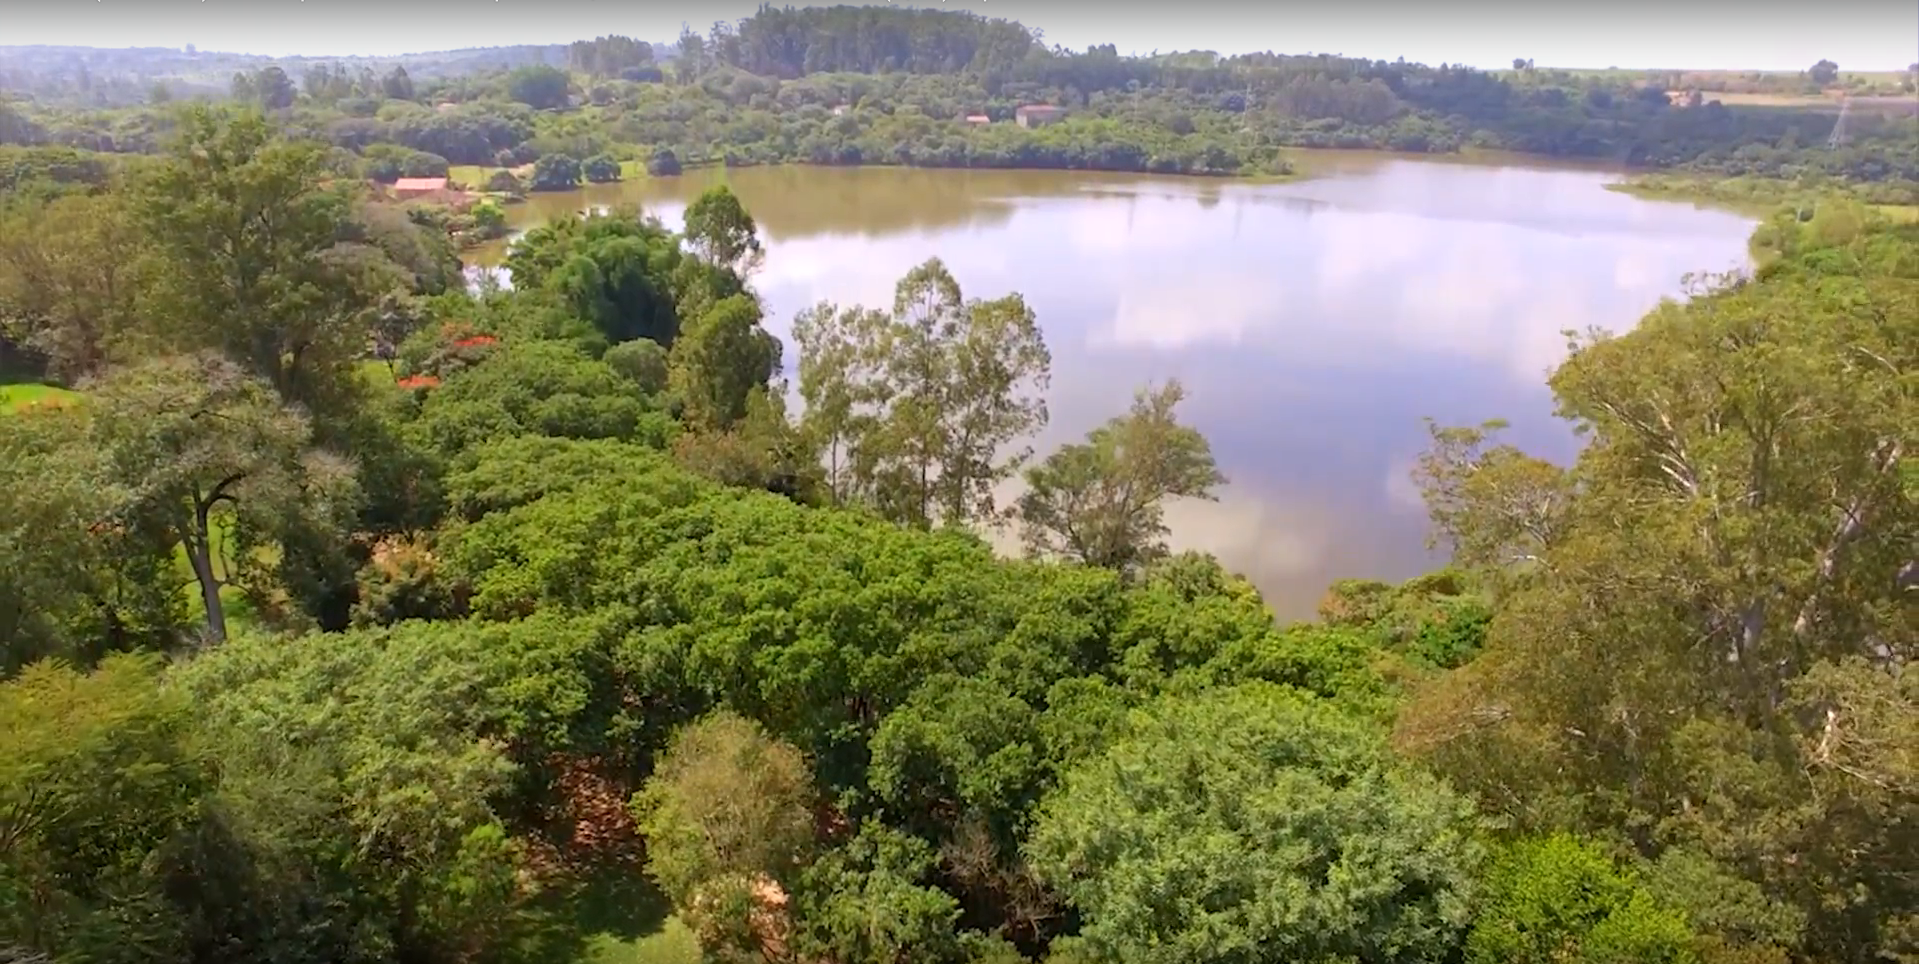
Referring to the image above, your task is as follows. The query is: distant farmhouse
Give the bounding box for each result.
[391,176,450,198]
[1015,104,1066,128]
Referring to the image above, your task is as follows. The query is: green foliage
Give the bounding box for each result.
[134,106,411,425]
[1640,850,1805,960]
[0,145,113,196]
[1467,835,1697,964]
[533,152,583,191]
[645,148,682,177]
[666,294,779,433]
[1017,379,1225,574]
[583,153,622,183]
[506,208,686,347]
[1028,682,1483,964]
[634,712,816,959]
[361,141,451,181]
[508,65,573,110]
[411,338,675,458]
[11,68,1913,964]
[0,654,204,957]
[0,188,144,383]
[0,406,184,671]
[602,338,670,395]
[792,257,1051,527]
[681,185,764,278]
[86,353,360,642]
[1402,215,1918,962]
[791,824,966,964]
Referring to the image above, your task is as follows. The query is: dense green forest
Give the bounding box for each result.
[3,6,1916,186]
[2,92,1915,964]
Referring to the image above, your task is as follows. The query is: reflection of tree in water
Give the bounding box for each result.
[472,167,1338,267]
[489,167,1225,246]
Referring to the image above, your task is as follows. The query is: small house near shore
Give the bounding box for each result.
[1015,104,1066,128]
[379,177,475,209]
[392,176,450,198]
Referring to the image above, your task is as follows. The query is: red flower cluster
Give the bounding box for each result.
[452,335,499,349]
[397,374,443,390]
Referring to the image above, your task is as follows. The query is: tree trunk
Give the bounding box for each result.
[184,528,228,644]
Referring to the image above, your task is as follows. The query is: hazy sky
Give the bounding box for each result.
[8,0,1919,71]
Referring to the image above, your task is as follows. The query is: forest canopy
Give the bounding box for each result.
[3,5,1915,190]
[0,50,1914,964]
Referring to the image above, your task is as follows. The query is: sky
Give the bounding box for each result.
[6,0,1918,71]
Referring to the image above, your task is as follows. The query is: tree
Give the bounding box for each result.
[568,34,655,77]
[795,259,1050,528]
[411,339,670,458]
[250,66,297,110]
[790,302,887,504]
[133,107,409,427]
[0,654,207,956]
[682,184,765,278]
[529,153,582,191]
[603,337,670,394]
[0,191,142,382]
[647,147,683,176]
[1016,379,1225,575]
[1468,835,1696,964]
[1410,417,1571,577]
[505,209,685,347]
[582,153,621,183]
[381,64,415,101]
[483,169,524,194]
[505,64,571,109]
[1397,221,1918,962]
[1028,683,1482,964]
[1808,59,1839,85]
[634,711,816,960]
[86,354,359,643]
[667,294,781,433]
[0,407,182,674]
[675,24,708,82]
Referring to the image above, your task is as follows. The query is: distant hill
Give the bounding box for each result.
[0,42,677,106]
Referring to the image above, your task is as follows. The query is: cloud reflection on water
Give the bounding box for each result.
[479,163,1756,619]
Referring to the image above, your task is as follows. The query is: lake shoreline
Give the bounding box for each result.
[1604,172,1919,218]
[462,145,1688,204]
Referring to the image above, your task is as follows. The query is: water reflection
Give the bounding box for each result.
[469,162,1757,618]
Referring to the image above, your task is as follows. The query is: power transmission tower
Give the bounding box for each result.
[1826,94,1853,149]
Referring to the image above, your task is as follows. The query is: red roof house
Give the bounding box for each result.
[392,176,450,197]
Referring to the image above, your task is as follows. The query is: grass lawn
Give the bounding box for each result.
[448,163,496,186]
[0,381,82,413]
[358,358,401,389]
[1870,203,1919,224]
[583,919,699,964]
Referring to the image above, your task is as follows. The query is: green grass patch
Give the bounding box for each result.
[543,865,692,964]
[0,382,82,414]
[1870,203,1919,224]
[358,358,401,390]
[582,919,699,964]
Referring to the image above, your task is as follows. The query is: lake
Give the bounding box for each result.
[466,158,1758,619]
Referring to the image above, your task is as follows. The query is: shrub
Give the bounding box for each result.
[1468,834,1698,964]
